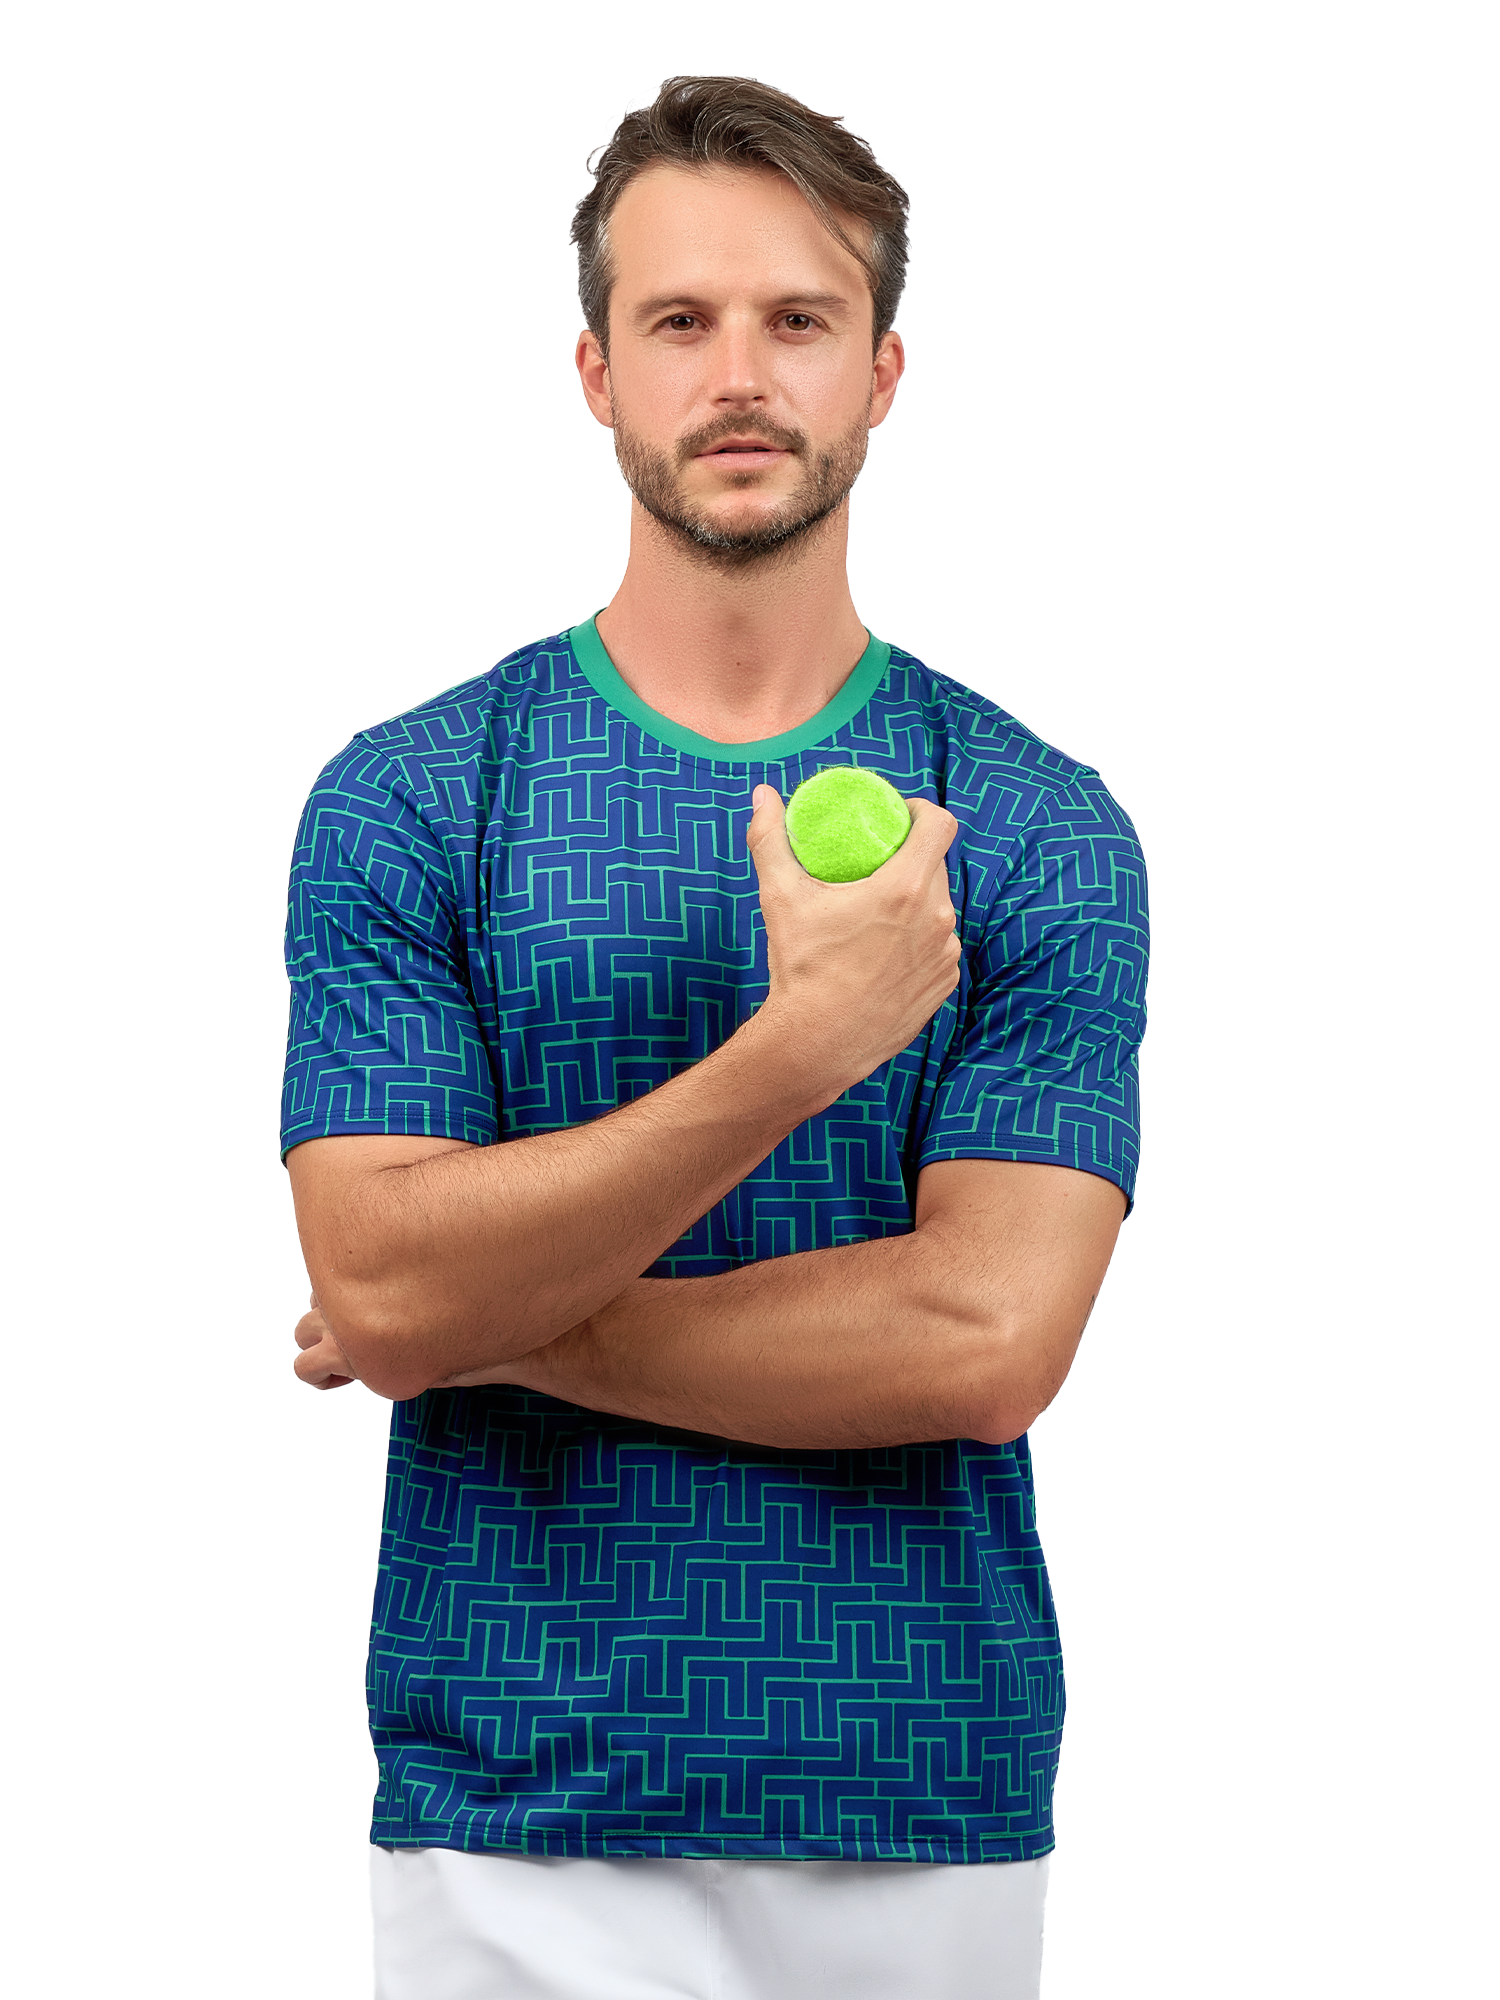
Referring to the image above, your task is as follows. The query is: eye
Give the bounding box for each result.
[666,314,698,331]
[782,313,815,332]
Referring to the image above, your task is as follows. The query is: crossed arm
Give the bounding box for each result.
[293,1141,1121,1448]
[288,788,1125,1448]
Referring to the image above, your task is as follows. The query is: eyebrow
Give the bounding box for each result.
[633,291,853,317]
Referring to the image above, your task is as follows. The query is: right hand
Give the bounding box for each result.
[746,783,961,1093]
[293,1292,357,1390]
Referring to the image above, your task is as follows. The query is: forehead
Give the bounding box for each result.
[606,162,871,303]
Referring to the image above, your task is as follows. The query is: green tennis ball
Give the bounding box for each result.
[784,766,912,883]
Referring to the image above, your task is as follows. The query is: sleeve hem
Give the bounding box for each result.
[280,1116,498,1164]
[917,1145,1136,1216]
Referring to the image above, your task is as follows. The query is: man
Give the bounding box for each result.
[285,74,1147,2000]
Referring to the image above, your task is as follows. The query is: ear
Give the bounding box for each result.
[869,330,905,430]
[576,329,615,429]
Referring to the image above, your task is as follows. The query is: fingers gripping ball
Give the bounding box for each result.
[784,766,912,883]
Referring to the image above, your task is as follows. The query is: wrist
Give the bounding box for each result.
[727,996,862,1120]
[502,1338,569,1397]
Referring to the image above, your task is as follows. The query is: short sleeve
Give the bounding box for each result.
[920,773,1149,1206]
[280,738,500,1156]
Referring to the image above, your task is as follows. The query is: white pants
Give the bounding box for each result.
[371,1845,1049,2000]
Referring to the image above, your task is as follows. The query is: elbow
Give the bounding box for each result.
[966,1398,1048,1448]
[348,1353,437,1405]
[314,1281,446,1403]
[958,1317,1073,1446]
[311,1266,550,1403]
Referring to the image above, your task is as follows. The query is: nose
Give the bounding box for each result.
[712,311,766,407]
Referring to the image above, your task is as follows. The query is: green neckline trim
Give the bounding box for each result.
[567,616,892,764]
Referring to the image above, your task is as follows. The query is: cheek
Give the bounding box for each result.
[615,348,710,429]
[781,346,874,430]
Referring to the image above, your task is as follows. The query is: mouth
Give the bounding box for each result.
[696,436,790,464]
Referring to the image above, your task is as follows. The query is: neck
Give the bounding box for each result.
[594,498,870,744]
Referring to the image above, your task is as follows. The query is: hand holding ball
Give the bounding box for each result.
[752,770,962,1086]
[784,767,912,883]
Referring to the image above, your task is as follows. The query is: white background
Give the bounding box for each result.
[3,3,1495,1994]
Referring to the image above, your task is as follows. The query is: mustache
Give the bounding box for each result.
[674,412,808,466]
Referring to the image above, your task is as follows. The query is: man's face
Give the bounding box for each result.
[577,164,904,563]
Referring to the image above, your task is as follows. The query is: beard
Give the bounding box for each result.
[612,405,870,568]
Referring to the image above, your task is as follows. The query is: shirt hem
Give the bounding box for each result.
[369,1826,1056,1865]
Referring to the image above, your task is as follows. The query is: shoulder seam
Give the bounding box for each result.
[887,651,1103,791]
[343,732,465,917]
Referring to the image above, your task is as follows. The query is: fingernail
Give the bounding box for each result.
[752,785,766,807]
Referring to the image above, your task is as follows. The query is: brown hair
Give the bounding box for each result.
[571,76,909,353]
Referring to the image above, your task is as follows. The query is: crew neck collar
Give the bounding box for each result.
[567,616,892,765]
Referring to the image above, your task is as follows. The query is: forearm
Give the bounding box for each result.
[493,1221,1089,1450]
[291,788,965,1402]
[291,1005,841,1400]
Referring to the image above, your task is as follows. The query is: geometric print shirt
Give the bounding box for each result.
[281,619,1149,1862]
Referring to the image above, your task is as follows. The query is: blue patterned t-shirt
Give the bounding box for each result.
[282,619,1148,1863]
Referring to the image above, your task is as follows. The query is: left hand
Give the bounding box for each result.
[294,1293,356,1389]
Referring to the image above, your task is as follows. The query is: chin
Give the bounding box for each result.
[705,502,790,534]
[694,475,790,513]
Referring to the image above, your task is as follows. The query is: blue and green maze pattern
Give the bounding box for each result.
[282,629,1148,1860]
